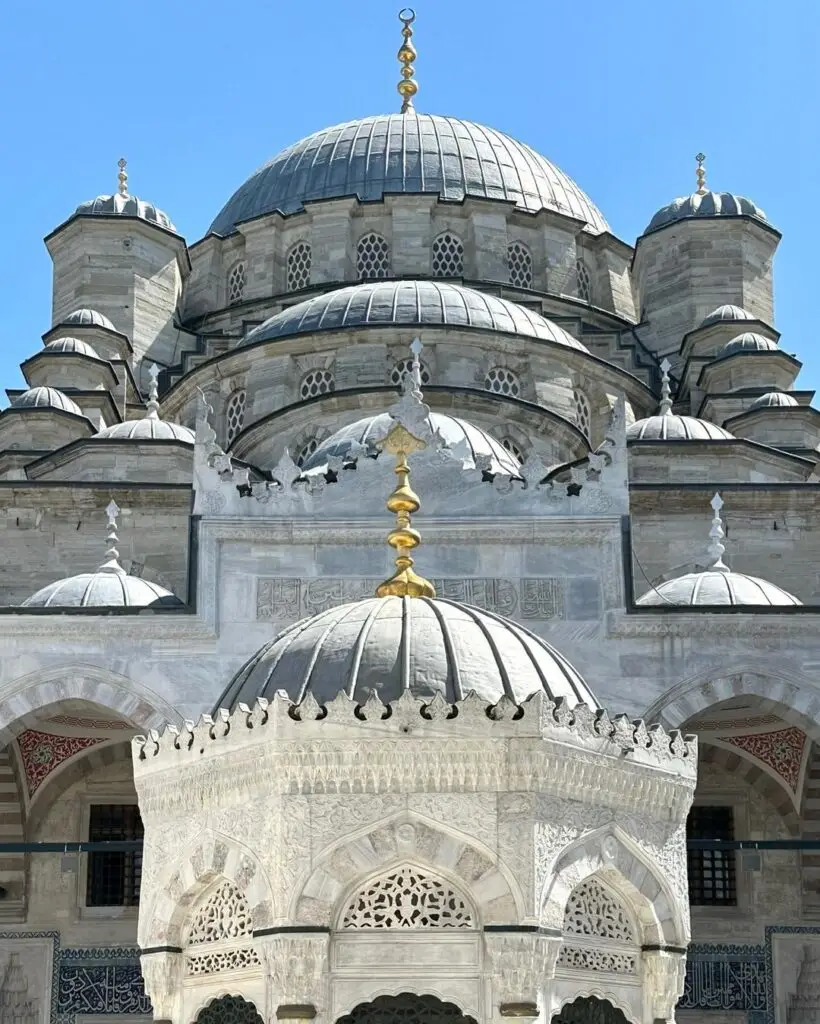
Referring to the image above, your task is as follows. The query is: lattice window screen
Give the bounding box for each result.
[300,369,335,399]
[576,258,591,302]
[485,366,521,398]
[574,389,591,438]
[296,437,319,467]
[342,866,474,929]
[432,232,464,277]
[226,390,246,444]
[390,358,431,387]
[507,241,533,289]
[186,881,253,946]
[357,233,390,280]
[499,437,524,463]
[227,262,246,304]
[287,241,312,291]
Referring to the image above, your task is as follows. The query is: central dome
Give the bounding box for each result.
[208,113,610,236]
[214,596,596,712]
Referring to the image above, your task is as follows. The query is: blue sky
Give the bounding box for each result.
[0,0,817,392]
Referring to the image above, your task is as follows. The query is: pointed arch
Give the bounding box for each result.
[541,825,687,947]
[192,993,264,1024]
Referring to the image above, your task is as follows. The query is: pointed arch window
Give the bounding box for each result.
[227,261,246,305]
[225,389,246,445]
[576,258,591,302]
[432,232,464,277]
[357,233,390,280]
[574,388,591,439]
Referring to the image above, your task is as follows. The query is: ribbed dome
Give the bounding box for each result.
[637,570,800,607]
[60,308,117,331]
[750,391,799,409]
[43,337,100,358]
[720,332,779,356]
[208,113,609,236]
[301,412,522,477]
[23,565,183,609]
[11,386,83,415]
[96,418,194,442]
[700,305,756,327]
[74,193,175,232]
[646,192,767,234]
[243,281,588,351]
[627,413,734,441]
[214,596,596,712]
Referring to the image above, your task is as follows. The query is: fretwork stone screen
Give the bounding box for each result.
[226,389,246,445]
[228,262,246,304]
[357,233,391,280]
[432,232,465,277]
[485,365,521,398]
[507,241,533,289]
[341,866,474,928]
[336,994,478,1024]
[300,369,335,400]
[287,241,312,291]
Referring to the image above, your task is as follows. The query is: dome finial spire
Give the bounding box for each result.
[707,492,729,572]
[99,499,124,573]
[397,9,418,114]
[146,363,160,420]
[659,358,673,415]
[376,339,435,599]
[695,152,707,195]
[117,157,128,196]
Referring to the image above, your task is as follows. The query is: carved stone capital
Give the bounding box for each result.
[139,951,182,1021]
[642,950,686,1023]
[258,932,330,1018]
[484,931,560,1007]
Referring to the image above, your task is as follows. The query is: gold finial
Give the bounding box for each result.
[695,152,707,195]
[397,9,418,114]
[375,421,435,599]
[118,158,128,196]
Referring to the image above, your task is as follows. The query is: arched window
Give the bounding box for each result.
[576,258,591,303]
[295,436,319,468]
[227,261,246,305]
[432,232,464,277]
[357,232,390,280]
[341,865,474,929]
[300,368,335,400]
[390,358,431,388]
[574,388,591,439]
[184,881,260,977]
[225,389,246,444]
[507,241,533,289]
[556,877,638,975]
[287,240,312,292]
[485,366,521,398]
[499,437,525,463]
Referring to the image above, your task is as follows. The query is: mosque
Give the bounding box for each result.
[0,10,818,1024]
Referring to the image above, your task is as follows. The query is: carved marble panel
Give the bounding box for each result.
[0,938,53,1024]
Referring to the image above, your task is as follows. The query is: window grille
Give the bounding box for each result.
[287,241,312,292]
[687,805,737,906]
[432,232,464,277]
[357,233,390,280]
[485,366,521,398]
[227,262,246,305]
[86,804,143,907]
[390,358,430,388]
[295,437,319,467]
[300,369,335,400]
[500,437,524,462]
[574,389,591,438]
[226,389,246,445]
[576,258,591,302]
[507,241,533,289]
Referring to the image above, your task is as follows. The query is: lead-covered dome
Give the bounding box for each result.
[637,570,800,607]
[719,332,779,356]
[645,191,768,234]
[59,308,117,331]
[243,280,588,351]
[11,386,83,415]
[750,391,799,409]
[302,411,522,477]
[74,192,176,232]
[214,595,596,711]
[96,418,194,442]
[627,414,733,441]
[700,305,757,328]
[43,337,100,358]
[208,113,610,237]
[23,565,183,609]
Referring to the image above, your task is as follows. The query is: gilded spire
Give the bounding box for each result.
[118,157,128,196]
[695,152,707,195]
[376,340,435,599]
[397,9,418,114]
[659,358,673,415]
[707,492,729,571]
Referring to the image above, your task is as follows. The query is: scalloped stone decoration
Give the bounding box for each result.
[341,865,474,929]
[186,881,253,945]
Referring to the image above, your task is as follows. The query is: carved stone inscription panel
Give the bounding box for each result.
[256,576,600,622]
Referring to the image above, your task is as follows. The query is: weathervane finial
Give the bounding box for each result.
[118,158,128,196]
[695,152,707,195]
[397,9,418,114]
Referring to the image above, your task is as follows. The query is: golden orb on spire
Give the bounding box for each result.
[397,8,418,114]
[695,152,707,195]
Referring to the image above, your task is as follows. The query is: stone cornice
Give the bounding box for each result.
[605,609,820,638]
[0,612,215,642]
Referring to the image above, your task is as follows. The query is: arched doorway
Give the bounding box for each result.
[552,997,631,1024]
[195,994,264,1023]
[336,993,478,1024]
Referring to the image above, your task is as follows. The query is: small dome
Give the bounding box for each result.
[646,191,767,234]
[74,193,175,232]
[302,412,522,477]
[43,337,100,358]
[637,570,801,607]
[627,414,733,441]
[96,418,194,442]
[208,113,609,236]
[700,305,757,327]
[59,308,117,332]
[243,280,588,351]
[720,332,779,356]
[23,566,183,609]
[214,595,597,712]
[750,391,799,409]
[11,386,83,416]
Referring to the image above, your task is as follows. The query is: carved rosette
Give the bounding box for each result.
[484,932,560,1010]
[642,950,686,1023]
[139,951,183,1021]
[258,933,330,1018]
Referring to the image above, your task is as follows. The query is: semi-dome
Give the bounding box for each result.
[700,305,757,328]
[750,391,799,409]
[59,308,117,331]
[214,595,597,712]
[208,113,610,237]
[43,337,100,358]
[301,411,522,477]
[637,570,800,607]
[719,332,779,356]
[11,386,83,416]
[243,280,588,351]
[74,193,175,232]
[627,414,733,441]
[646,191,767,235]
